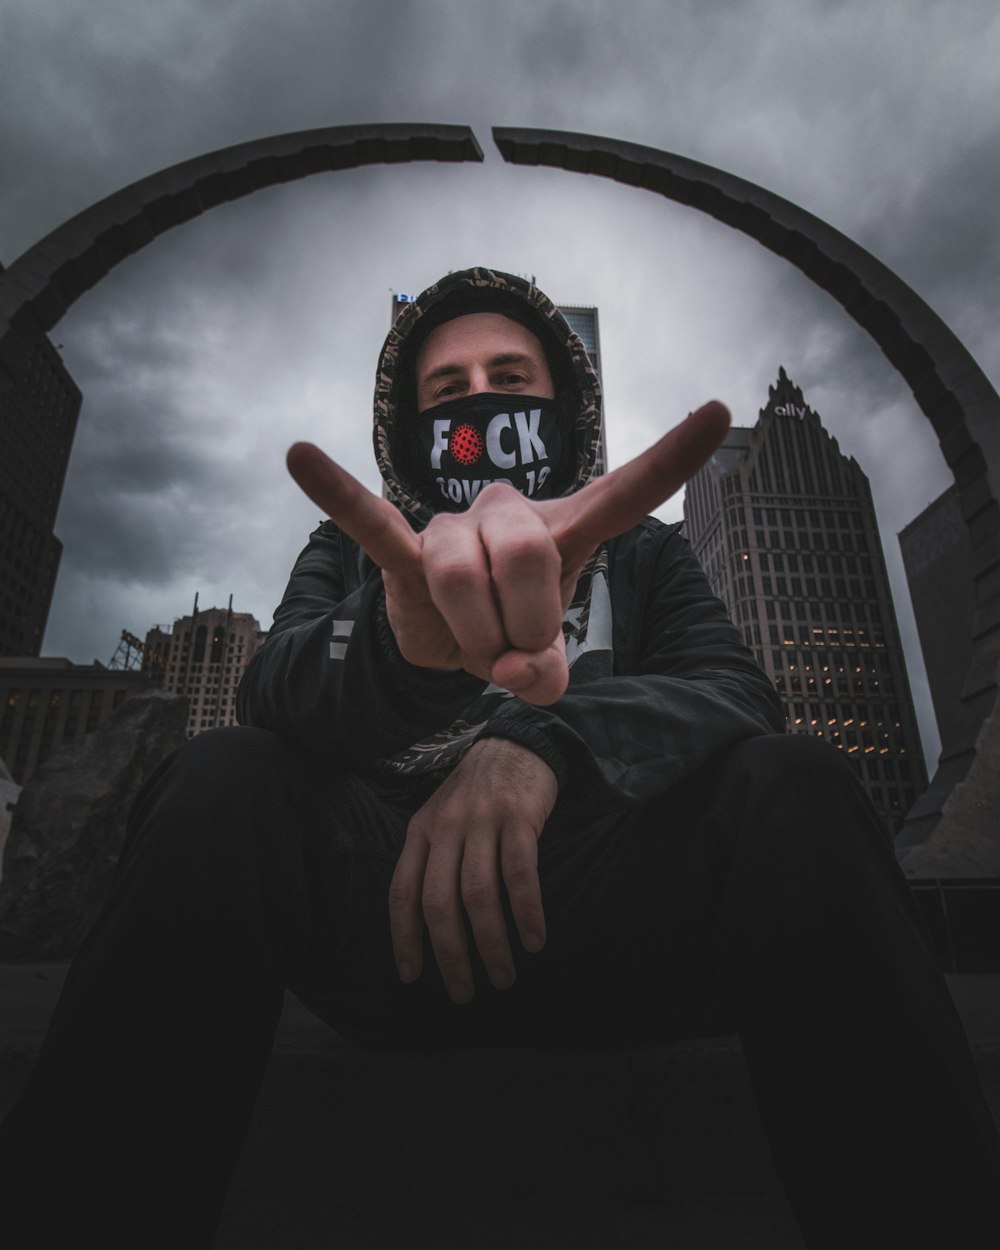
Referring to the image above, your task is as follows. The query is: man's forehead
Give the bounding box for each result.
[415,312,546,372]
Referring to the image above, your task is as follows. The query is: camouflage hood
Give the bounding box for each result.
[373,267,603,526]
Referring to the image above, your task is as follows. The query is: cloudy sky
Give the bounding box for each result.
[3,0,999,772]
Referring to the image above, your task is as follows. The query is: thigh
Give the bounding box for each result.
[296,735,847,1050]
[116,726,427,1047]
[510,782,742,1044]
[290,769,710,1049]
[496,734,868,1046]
[345,762,748,1050]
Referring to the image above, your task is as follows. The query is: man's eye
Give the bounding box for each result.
[496,373,527,388]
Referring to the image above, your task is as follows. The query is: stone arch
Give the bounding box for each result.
[493,127,1000,869]
[0,123,482,345]
[0,121,995,867]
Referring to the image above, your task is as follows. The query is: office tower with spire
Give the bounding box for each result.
[683,369,927,835]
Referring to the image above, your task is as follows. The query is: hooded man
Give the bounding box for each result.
[2,268,998,1249]
[255,267,780,1015]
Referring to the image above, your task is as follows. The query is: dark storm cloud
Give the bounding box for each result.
[872,125,1000,372]
[4,0,999,770]
[1,0,424,254]
[53,306,254,587]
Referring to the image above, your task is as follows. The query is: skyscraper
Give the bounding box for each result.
[144,598,265,739]
[558,304,606,477]
[0,261,82,656]
[0,657,151,784]
[899,487,973,765]
[683,368,927,835]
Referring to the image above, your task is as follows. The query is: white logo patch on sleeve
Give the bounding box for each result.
[329,618,355,661]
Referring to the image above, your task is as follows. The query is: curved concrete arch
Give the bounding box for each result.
[0,123,482,346]
[0,121,994,867]
[493,128,1000,868]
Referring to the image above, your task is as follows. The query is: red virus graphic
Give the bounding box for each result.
[450,422,487,467]
[449,423,484,465]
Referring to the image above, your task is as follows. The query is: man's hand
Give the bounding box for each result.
[287,401,730,704]
[387,737,557,1003]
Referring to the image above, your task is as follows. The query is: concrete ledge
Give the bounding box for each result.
[217,1025,803,1247]
[215,1197,807,1250]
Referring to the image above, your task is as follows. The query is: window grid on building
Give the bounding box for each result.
[683,367,927,836]
[144,606,265,740]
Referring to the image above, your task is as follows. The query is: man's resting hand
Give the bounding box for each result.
[387,737,557,1003]
[287,401,731,705]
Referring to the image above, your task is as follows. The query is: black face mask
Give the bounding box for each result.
[406,393,569,512]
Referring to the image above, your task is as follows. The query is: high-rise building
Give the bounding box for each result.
[899,486,973,763]
[558,304,607,477]
[389,290,608,478]
[0,261,83,656]
[0,657,151,784]
[683,368,927,835]
[145,598,265,739]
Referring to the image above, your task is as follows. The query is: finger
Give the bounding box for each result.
[501,822,547,955]
[478,499,563,652]
[287,442,422,575]
[421,840,475,1004]
[460,833,517,989]
[548,402,731,565]
[420,517,507,663]
[388,835,430,984]
[490,632,569,706]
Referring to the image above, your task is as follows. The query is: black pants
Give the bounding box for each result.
[1,729,998,1247]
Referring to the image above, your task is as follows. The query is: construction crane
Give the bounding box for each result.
[107,629,169,680]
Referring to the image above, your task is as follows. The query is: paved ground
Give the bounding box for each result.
[2,966,998,1249]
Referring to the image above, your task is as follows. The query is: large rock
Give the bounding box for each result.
[901,703,1000,877]
[0,691,188,958]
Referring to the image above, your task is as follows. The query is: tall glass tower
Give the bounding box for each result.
[684,368,927,835]
[558,304,606,477]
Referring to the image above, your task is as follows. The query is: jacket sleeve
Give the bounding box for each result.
[236,521,486,767]
[476,526,785,813]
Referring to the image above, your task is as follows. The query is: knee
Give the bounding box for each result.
[127,726,304,855]
[108,728,316,953]
[724,732,856,796]
[716,732,887,858]
[166,725,296,789]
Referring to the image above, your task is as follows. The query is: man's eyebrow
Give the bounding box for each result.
[421,362,464,384]
[420,352,535,384]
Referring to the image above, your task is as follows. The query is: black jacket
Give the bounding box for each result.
[237,266,784,812]
[237,515,783,815]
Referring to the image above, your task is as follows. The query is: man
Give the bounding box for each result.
[1,267,998,1247]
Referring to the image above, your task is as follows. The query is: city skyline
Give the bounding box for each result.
[4,1,998,781]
